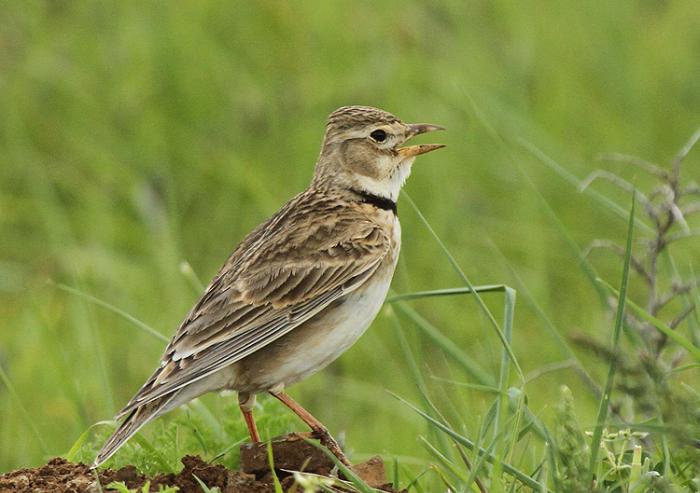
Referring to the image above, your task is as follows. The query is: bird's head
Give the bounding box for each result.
[313,106,445,201]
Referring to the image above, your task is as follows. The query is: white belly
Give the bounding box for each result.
[282,271,393,382]
[230,216,401,393]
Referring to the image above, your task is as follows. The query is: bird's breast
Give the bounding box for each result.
[230,220,400,394]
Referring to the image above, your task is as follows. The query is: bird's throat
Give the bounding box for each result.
[350,188,397,215]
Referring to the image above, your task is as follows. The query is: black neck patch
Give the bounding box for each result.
[351,188,397,215]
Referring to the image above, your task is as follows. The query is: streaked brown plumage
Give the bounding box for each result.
[93,105,444,467]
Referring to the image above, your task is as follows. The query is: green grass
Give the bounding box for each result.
[107,481,179,493]
[2,1,700,491]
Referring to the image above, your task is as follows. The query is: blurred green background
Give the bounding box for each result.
[1,0,699,473]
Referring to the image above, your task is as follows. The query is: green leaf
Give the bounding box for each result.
[588,190,636,478]
[267,441,284,493]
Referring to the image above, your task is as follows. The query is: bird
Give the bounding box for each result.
[92,105,445,468]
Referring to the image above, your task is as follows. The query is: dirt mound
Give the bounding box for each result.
[0,433,401,492]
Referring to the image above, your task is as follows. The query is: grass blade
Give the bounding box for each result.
[419,436,467,482]
[387,285,507,303]
[193,474,219,493]
[391,301,494,386]
[402,192,524,381]
[391,392,553,493]
[0,365,48,454]
[490,239,602,397]
[588,191,636,478]
[517,138,652,233]
[131,433,176,473]
[53,282,168,342]
[266,442,284,493]
[303,439,376,493]
[64,420,116,461]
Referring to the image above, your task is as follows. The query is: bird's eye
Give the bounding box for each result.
[370,129,387,143]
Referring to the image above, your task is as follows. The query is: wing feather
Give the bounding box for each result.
[115,190,391,417]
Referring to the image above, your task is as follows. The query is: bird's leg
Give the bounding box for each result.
[269,390,351,466]
[238,393,260,443]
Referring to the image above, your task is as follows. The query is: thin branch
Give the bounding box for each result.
[675,277,700,296]
[668,203,691,233]
[669,304,696,330]
[666,229,700,245]
[648,183,672,202]
[585,126,700,357]
[681,202,700,216]
[624,313,648,334]
[643,201,662,227]
[654,277,700,312]
[578,170,652,206]
[596,152,668,178]
[582,239,651,284]
[672,125,700,169]
[682,184,700,196]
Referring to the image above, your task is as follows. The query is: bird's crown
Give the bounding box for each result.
[326,106,401,132]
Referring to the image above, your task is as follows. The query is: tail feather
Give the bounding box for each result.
[92,395,173,468]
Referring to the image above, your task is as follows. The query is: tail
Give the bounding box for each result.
[92,395,174,468]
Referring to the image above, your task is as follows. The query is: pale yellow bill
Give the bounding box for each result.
[398,123,446,157]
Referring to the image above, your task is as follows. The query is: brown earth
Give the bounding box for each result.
[0,433,402,492]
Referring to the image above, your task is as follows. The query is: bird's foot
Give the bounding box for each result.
[311,428,351,466]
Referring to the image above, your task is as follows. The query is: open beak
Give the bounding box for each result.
[397,123,446,158]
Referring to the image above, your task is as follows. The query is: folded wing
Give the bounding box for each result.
[116,192,390,416]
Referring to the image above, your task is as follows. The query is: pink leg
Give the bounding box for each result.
[238,393,261,442]
[270,390,350,466]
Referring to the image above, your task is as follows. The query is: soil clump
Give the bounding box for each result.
[0,433,401,492]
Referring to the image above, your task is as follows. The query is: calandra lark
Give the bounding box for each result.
[94,105,444,467]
